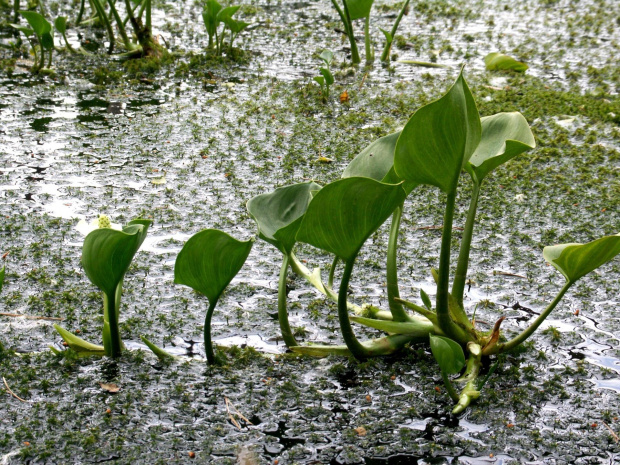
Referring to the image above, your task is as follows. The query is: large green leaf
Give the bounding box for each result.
[347,0,374,20]
[394,71,481,193]
[484,52,528,72]
[247,182,321,254]
[203,0,222,37]
[467,112,535,182]
[430,334,465,375]
[174,229,253,303]
[296,177,406,261]
[543,234,620,284]
[19,10,51,37]
[82,222,150,297]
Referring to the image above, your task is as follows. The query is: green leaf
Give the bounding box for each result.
[347,0,374,20]
[53,324,106,356]
[380,28,392,43]
[19,10,51,37]
[217,5,240,22]
[174,229,253,304]
[41,31,53,50]
[429,334,465,375]
[82,221,151,297]
[467,112,535,182]
[420,289,432,310]
[54,16,67,34]
[226,18,249,34]
[313,76,324,85]
[319,50,333,66]
[484,52,528,72]
[10,24,34,37]
[342,131,417,193]
[320,67,334,86]
[296,177,406,261]
[394,70,481,193]
[203,0,222,36]
[247,181,321,254]
[140,335,176,360]
[542,234,620,284]
[350,315,434,337]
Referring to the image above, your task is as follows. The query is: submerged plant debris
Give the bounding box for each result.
[0,0,619,463]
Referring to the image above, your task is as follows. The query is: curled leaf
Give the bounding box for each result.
[484,52,528,72]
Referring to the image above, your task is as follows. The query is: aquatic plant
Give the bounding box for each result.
[202,0,249,56]
[313,50,335,101]
[53,216,152,358]
[484,52,528,72]
[379,0,410,62]
[11,10,53,72]
[191,70,620,412]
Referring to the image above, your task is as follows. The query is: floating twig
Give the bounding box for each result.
[602,422,619,443]
[3,377,28,402]
[358,72,368,90]
[0,313,64,321]
[224,397,252,430]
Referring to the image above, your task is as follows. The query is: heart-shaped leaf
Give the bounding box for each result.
[174,229,253,304]
[342,131,417,193]
[347,0,374,20]
[467,112,535,182]
[394,71,481,193]
[247,181,321,254]
[54,16,67,34]
[543,234,620,284]
[19,10,51,37]
[319,50,333,66]
[430,334,465,375]
[484,52,528,72]
[296,177,406,261]
[82,221,151,297]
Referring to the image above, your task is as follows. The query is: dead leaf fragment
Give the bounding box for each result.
[339,90,349,103]
[100,382,120,393]
[354,426,367,436]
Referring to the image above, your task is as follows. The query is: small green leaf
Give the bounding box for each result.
[342,131,416,193]
[226,18,249,34]
[247,181,321,254]
[217,5,240,22]
[420,289,432,310]
[484,52,528,72]
[296,177,406,261]
[320,67,334,86]
[543,234,620,284]
[347,0,374,20]
[174,229,253,304]
[19,10,51,37]
[140,335,176,360]
[10,24,34,37]
[53,324,106,356]
[467,112,535,182]
[313,76,325,85]
[429,334,465,375]
[54,16,67,34]
[380,28,392,43]
[319,50,333,66]
[82,221,151,297]
[394,70,481,193]
[41,31,54,50]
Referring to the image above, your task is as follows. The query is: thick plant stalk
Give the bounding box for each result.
[364,15,373,64]
[103,291,122,357]
[484,282,572,355]
[441,371,460,402]
[436,191,463,340]
[453,342,482,414]
[278,254,298,348]
[380,0,410,62]
[342,0,360,64]
[452,176,481,309]
[387,203,409,322]
[338,258,372,359]
[90,0,115,53]
[204,299,218,364]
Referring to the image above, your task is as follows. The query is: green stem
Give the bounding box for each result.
[13,0,19,24]
[453,342,482,414]
[278,254,298,348]
[441,370,460,402]
[387,202,409,322]
[342,0,360,64]
[486,282,572,355]
[328,255,339,289]
[76,0,86,25]
[91,0,115,54]
[380,0,410,62]
[452,177,480,309]
[103,291,122,357]
[204,298,218,364]
[145,0,151,31]
[364,14,373,64]
[436,190,462,340]
[338,258,371,360]
[107,0,132,49]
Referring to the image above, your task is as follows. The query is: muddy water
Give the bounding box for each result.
[0,0,619,463]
